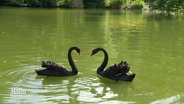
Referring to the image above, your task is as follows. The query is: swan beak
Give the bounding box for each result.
[90,52,94,56]
[78,52,81,56]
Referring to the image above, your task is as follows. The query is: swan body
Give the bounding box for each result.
[91,48,135,82]
[35,46,80,76]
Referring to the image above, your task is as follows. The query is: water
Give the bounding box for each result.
[0,7,184,104]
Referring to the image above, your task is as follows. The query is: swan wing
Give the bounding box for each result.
[42,61,66,69]
[102,64,119,77]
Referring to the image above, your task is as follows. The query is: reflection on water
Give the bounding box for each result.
[2,67,135,103]
[0,7,184,103]
[151,94,183,104]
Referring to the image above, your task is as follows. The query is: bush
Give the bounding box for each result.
[39,0,57,7]
[108,0,131,9]
[150,0,184,13]
[25,0,39,7]
[144,0,155,3]
[57,0,70,8]
[108,0,124,9]
[130,0,144,9]
[2,0,57,7]
[3,0,26,7]
[83,0,105,8]
[63,0,71,8]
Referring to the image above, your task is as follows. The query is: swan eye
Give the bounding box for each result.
[75,48,81,54]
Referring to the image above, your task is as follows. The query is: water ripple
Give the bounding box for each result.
[1,65,127,103]
[150,94,183,104]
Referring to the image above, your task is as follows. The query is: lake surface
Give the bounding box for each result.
[0,7,184,104]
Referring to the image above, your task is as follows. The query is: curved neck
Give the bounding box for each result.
[97,48,108,74]
[68,47,78,74]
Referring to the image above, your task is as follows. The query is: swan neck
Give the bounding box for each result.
[68,47,78,74]
[97,48,108,74]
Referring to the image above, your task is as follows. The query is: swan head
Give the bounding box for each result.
[72,46,81,56]
[90,48,103,56]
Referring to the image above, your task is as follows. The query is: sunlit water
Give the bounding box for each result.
[0,7,184,104]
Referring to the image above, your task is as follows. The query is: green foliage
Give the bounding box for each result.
[107,0,144,9]
[62,0,71,8]
[83,0,106,8]
[0,0,145,9]
[24,0,39,7]
[130,0,144,9]
[144,0,155,3]
[56,0,71,8]
[108,0,125,9]
[3,0,26,6]
[1,0,183,13]
[2,0,57,7]
[150,0,184,13]
[39,0,57,7]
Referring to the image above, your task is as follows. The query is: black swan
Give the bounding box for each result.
[35,46,80,76]
[90,48,135,82]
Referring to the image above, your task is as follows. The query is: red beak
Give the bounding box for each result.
[90,52,94,56]
[78,52,81,56]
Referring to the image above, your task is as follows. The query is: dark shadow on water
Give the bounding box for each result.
[35,75,77,85]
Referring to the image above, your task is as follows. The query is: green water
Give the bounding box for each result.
[0,7,184,104]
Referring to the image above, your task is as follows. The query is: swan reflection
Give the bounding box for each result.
[150,94,183,104]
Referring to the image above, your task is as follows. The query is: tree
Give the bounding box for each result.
[39,0,57,7]
[150,0,184,13]
[83,0,106,8]
[25,0,40,7]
